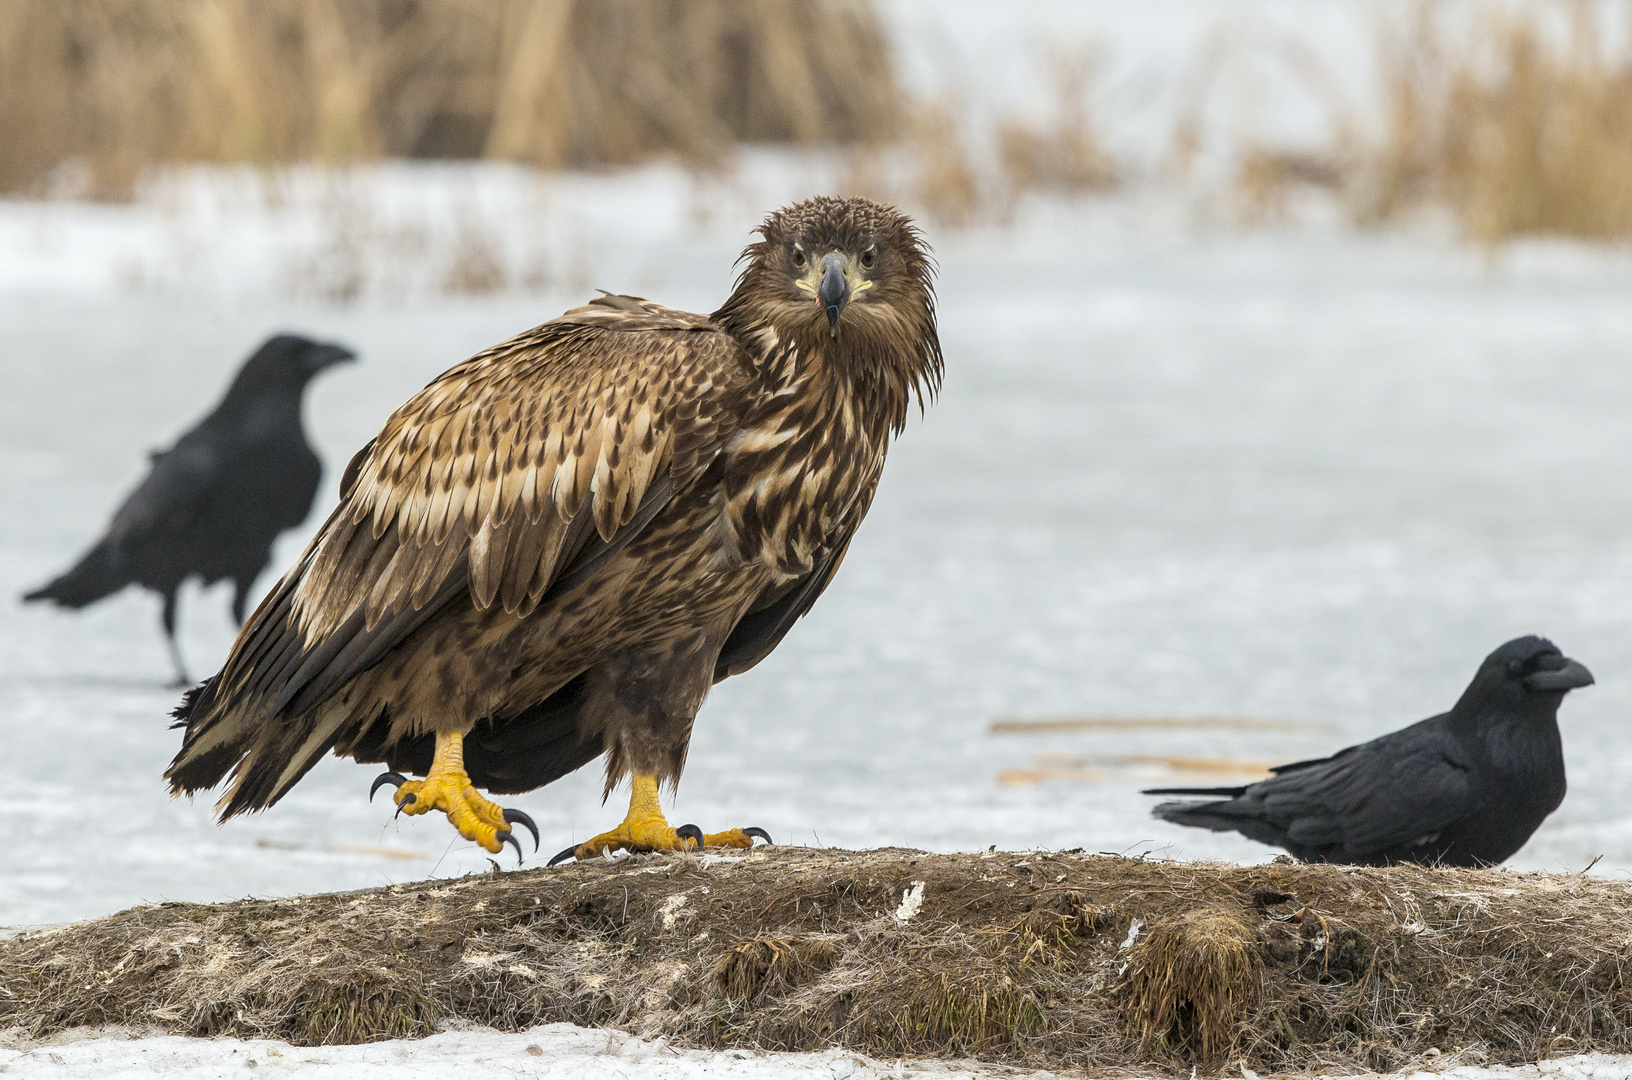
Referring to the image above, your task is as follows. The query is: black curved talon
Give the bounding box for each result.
[547,844,580,867]
[675,824,704,852]
[497,829,522,864]
[369,772,407,801]
[503,808,540,852]
[743,827,774,846]
[393,791,417,819]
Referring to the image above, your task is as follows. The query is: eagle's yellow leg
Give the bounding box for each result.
[382,731,535,858]
[548,774,771,865]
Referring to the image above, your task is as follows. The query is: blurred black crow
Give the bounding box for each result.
[23,333,354,684]
[1145,636,1593,867]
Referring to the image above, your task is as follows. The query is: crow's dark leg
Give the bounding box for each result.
[161,588,190,688]
[230,576,253,626]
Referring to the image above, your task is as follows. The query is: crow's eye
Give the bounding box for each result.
[860,247,876,269]
[1506,658,1525,678]
[792,248,806,268]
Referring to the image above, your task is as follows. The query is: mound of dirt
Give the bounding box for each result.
[4,847,1632,1074]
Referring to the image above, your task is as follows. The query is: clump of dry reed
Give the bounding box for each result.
[996,47,1118,200]
[1164,20,1356,225]
[1357,2,1632,243]
[1318,1,1632,243]
[841,44,1118,229]
[0,0,897,197]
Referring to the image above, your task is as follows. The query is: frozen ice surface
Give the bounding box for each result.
[6,175,1632,927]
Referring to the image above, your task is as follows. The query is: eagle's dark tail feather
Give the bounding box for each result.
[22,541,129,609]
[166,674,251,797]
[169,682,348,819]
[171,676,219,729]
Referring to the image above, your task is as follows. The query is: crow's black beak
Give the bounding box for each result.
[1525,658,1594,692]
[308,344,357,373]
[817,253,850,335]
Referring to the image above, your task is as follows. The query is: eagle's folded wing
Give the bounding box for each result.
[203,296,751,723]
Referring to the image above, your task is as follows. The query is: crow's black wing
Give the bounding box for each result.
[102,434,225,564]
[1256,719,1474,857]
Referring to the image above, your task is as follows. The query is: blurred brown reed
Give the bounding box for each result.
[996,45,1117,199]
[0,0,898,197]
[840,42,1117,229]
[1357,1,1632,242]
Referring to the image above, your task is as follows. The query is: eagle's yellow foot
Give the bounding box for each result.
[370,731,539,862]
[547,774,772,866]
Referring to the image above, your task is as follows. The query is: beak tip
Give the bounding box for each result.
[817,254,850,332]
[1524,658,1595,692]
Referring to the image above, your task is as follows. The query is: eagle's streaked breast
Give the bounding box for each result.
[718,338,893,581]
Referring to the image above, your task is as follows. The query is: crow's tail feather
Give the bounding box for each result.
[22,542,129,609]
[1149,798,1246,824]
[1141,785,1250,798]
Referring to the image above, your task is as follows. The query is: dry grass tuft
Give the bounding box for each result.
[291,968,440,1046]
[1125,910,1261,1062]
[1234,148,1349,223]
[441,219,508,296]
[843,56,1118,229]
[998,889,1106,970]
[8,850,1632,1073]
[0,0,897,197]
[906,101,984,228]
[906,970,1046,1052]
[713,936,841,1003]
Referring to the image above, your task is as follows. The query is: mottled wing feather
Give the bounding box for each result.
[714,539,852,682]
[711,465,875,681]
[206,296,748,719]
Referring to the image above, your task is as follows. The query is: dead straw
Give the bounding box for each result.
[0,0,898,197]
[6,848,1632,1074]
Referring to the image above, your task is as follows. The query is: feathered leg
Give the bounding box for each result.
[544,644,774,865]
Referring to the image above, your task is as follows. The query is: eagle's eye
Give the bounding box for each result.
[792,248,807,268]
[860,247,876,269]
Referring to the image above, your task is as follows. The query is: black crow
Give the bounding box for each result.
[24,333,354,684]
[1144,636,1593,867]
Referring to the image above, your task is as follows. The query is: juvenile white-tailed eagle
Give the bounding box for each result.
[167,196,941,863]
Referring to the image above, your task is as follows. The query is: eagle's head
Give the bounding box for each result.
[718,196,942,420]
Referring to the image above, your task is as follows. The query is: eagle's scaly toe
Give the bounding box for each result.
[700,826,774,848]
[547,775,773,865]
[375,732,525,859]
[393,774,511,854]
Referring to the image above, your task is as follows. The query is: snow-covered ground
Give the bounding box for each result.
[0,1024,1058,1079]
[8,0,1632,1073]
[0,1024,1050,1079]
[8,169,1632,927]
[9,1026,1632,1080]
